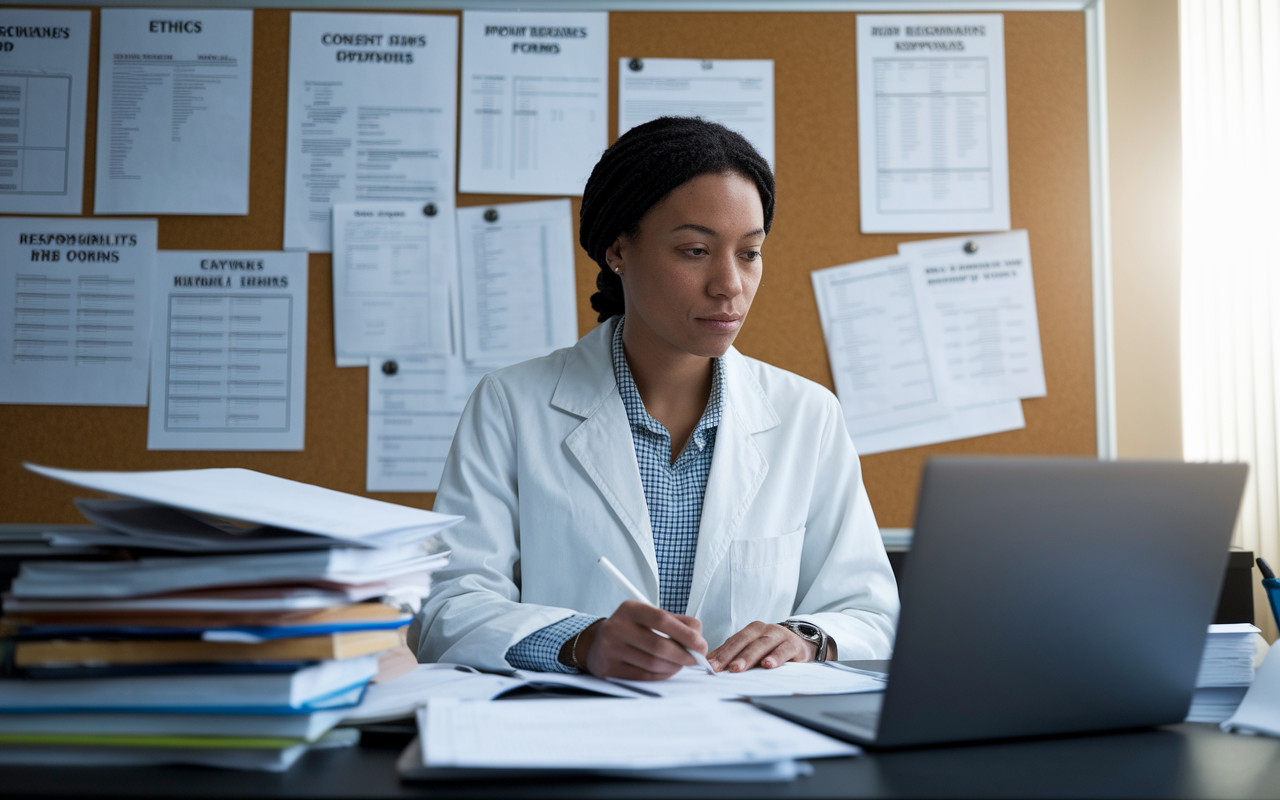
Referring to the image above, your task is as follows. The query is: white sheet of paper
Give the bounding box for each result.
[333,202,457,367]
[812,253,1026,454]
[0,10,90,215]
[812,254,951,445]
[1223,640,1280,737]
[284,12,458,252]
[93,9,253,215]
[146,251,307,451]
[367,355,477,493]
[609,663,885,702]
[343,665,525,724]
[458,11,607,196]
[0,217,156,405]
[851,398,1024,455]
[619,58,774,167]
[856,15,1010,233]
[457,199,579,365]
[900,230,1045,403]
[24,463,463,547]
[420,697,858,770]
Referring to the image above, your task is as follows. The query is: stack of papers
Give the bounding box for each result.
[0,464,461,770]
[1187,623,1261,723]
[400,698,857,782]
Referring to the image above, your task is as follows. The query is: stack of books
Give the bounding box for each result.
[0,464,459,770]
[1187,623,1262,723]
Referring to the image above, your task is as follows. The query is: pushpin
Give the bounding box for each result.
[381,360,398,376]
[423,203,437,217]
[628,58,643,72]
[963,240,979,254]
[484,208,499,223]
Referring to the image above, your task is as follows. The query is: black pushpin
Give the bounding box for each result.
[963,240,979,254]
[628,58,643,72]
[381,360,398,376]
[423,203,437,217]
[483,208,499,223]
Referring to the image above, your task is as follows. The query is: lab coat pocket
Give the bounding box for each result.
[728,527,805,630]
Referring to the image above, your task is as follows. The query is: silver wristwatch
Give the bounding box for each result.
[778,620,830,663]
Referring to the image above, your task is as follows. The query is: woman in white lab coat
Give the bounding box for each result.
[410,118,899,680]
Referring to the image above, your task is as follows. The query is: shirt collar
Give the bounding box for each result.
[610,316,724,447]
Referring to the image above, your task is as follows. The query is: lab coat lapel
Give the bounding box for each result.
[686,348,780,617]
[554,320,660,596]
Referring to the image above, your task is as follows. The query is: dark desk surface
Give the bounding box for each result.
[5,722,1280,799]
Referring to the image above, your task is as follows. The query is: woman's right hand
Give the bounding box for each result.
[569,600,709,680]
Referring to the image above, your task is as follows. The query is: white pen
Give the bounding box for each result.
[597,556,716,676]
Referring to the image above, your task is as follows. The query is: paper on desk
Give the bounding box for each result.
[856,15,1010,233]
[332,202,457,367]
[24,463,463,547]
[1223,641,1280,737]
[284,12,458,252]
[457,199,579,365]
[900,230,1045,403]
[619,58,774,167]
[367,355,482,493]
[609,663,885,701]
[0,217,156,406]
[93,9,253,215]
[419,697,858,770]
[811,252,1025,454]
[458,11,608,196]
[146,251,307,450]
[0,9,90,215]
[344,664,524,725]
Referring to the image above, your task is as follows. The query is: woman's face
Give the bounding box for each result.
[608,171,766,359]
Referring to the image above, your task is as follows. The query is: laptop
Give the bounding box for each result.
[750,457,1248,749]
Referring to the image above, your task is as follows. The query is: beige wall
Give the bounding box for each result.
[1107,0,1183,460]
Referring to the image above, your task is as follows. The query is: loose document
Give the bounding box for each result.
[94,9,253,215]
[0,9,90,215]
[24,463,463,548]
[458,11,608,196]
[856,14,1010,233]
[332,201,456,367]
[284,13,458,253]
[619,58,775,168]
[147,251,308,451]
[367,355,479,493]
[417,698,857,771]
[0,217,156,406]
[610,663,884,701]
[813,230,1039,454]
[457,199,579,365]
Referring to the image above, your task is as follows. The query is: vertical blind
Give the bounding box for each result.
[1181,0,1280,638]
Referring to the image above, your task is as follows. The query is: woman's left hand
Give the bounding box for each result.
[707,621,829,672]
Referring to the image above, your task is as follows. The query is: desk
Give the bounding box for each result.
[4,723,1280,799]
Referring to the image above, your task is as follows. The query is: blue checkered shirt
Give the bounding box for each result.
[505,317,724,672]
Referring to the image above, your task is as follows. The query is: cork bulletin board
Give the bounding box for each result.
[0,8,1096,529]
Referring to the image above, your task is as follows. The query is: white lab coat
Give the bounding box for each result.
[410,317,899,671]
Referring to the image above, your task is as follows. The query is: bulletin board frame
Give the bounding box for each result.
[0,0,1115,532]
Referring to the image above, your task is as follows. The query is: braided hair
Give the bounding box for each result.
[580,117,776,322]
